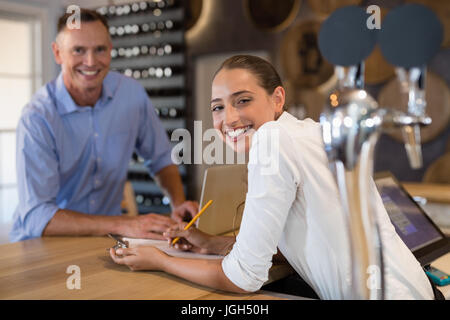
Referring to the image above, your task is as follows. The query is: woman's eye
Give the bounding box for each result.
[238,98,251,104]
[211,105,223,112]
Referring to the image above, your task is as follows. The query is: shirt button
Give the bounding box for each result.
[94,133,99,138]
[97,157,102,162]
[90,199,95,205]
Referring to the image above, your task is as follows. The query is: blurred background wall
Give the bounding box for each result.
[0,0,448,241]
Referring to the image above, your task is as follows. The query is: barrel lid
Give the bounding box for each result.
[318,5,377,66]
[379,3,443,68]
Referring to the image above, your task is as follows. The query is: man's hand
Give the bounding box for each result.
[171,200,199,223]
[119,214,177,240]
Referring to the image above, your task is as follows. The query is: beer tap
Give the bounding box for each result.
[317,4,442,299]
[378,4,443,169]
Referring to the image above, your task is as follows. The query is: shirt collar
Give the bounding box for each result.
[277,111,290,122]
[55,71,115,115]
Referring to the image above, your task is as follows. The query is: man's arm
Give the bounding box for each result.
[42,164,190,238]
[42,209,123,236]
[153,164,186,208]
[42,208,175,239]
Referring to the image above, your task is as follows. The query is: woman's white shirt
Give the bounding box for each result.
[221,112,434,300]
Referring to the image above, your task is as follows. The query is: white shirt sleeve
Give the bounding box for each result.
[221,122,300,292]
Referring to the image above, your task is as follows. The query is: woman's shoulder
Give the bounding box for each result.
[257,112,322,143]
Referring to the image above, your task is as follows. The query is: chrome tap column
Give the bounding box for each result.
[382,67,431,169]
[317,4,442,299]
[320,87,384,299]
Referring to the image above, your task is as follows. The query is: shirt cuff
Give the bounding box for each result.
[148,149,174,175]
[221,246,268,292]
[22,202,60,240]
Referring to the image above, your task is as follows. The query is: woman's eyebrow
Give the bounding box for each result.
[210,97,222,104]
[210,90,254,104]
[231,90,254,97]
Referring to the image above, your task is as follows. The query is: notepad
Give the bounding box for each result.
[122,237,224,260]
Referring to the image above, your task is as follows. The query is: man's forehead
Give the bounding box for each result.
[58,21,110,46]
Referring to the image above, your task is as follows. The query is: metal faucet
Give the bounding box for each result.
[317,3,441,299]
[320,65,431,299]
[383,67,431,169]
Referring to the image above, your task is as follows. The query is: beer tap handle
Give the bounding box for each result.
[379,4,442,169]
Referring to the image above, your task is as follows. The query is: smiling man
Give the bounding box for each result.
[53,14,111,107]
[10,9,198,242]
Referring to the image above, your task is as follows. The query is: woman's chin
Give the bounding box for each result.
[233,144,250,154]
[225,135,252,154]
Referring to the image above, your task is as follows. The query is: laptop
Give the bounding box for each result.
[196,164,247,235]
[374,171,450,266]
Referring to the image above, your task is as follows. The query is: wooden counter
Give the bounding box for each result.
[0,236,296,300]
[402,182,450,204]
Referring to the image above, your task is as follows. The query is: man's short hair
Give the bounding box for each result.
[57,8,109,34]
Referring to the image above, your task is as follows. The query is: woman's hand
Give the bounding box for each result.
[109,246,169,271]
[163,222,215,254]
[163,223,235,256]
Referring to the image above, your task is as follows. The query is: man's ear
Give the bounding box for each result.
[272,86,285,113]
[51,40,62,65]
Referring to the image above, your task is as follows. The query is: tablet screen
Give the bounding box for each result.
[375,176,444,252]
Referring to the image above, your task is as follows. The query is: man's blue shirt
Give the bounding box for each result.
[10,71,173,242]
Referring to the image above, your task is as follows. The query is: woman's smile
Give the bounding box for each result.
[224,125,254,142]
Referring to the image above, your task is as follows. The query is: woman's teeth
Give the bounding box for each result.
[226,126,252,139]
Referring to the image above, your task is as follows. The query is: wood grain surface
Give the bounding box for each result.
[0,237,291,300]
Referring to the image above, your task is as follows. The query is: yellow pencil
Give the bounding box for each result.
[171,199,213,246]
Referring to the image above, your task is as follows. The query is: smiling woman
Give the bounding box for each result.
[210,55,285,153]
[109,54,437,300]
[52,9,112,107]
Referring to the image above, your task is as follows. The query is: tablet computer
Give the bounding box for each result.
[197,164,247,235]
[374,171,449,266]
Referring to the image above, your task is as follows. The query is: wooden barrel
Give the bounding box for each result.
[424,153,450,184]
[185,0,203,31]
[424,137,450,184]
[378,72,450,143]
[364,45,396,84]
[280,20,335,88]
[244,0,301,32]
[364,7,395,84]
[406,0,450,48]
[306,0,362,17]
[284,72,338,121]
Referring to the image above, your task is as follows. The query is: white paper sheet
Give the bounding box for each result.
[122,237,224,260]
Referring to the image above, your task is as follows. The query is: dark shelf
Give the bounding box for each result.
[98,0,188,215]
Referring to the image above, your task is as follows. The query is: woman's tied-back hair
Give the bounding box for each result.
[214,55,283,95]
[214,55,286,110]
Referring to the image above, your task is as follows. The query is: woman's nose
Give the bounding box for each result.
[224,105,240,126]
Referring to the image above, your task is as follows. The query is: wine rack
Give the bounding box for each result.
[96,0,188,215]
